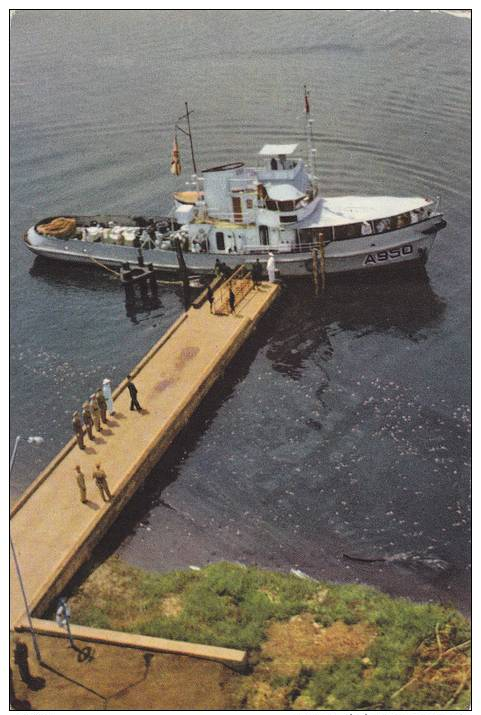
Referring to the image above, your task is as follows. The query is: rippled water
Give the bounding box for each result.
[10,10,471,611]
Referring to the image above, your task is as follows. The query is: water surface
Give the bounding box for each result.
[10,10,471,612]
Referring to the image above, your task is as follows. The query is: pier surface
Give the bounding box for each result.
[10,281,280,630]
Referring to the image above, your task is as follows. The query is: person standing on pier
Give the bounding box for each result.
[206,284,215,313]
[102,378,115,415]
[72,412,85,450]
[96,388,108,424]
[82,402,94,441]
[229,287,236,314]
[267,252,276,282]
[74,465,87,504]
[252,258,262,288]
[90,394,102,432]
[127,375,142,412]
[92,463,112,502]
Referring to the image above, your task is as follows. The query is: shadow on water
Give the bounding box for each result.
[267,267,445,379]
[62,266,447,593]
[28,255,186,319]
[29,256,120,292]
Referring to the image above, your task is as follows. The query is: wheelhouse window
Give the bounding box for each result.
[216,232,225,251]
[334,223,363,241]
[277,200,296,212]
[280,215,298,223]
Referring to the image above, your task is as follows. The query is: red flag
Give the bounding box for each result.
[170,135,181,176]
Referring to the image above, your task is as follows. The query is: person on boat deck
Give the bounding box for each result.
[270,157,278,170]
[375,218,390,233]
[361,221,372,236]
[192,240,201,253]
[267,252,276,282]
[214,258,222,277]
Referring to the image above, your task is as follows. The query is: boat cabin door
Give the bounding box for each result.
[259,225,270,246]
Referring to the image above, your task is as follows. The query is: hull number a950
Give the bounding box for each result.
[364,244,413,265]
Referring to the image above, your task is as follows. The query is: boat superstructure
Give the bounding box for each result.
[23,93,446,277]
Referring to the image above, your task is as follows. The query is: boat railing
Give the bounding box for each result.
[212,265,254,315]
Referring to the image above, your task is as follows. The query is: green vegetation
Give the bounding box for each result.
[69,558,470,710]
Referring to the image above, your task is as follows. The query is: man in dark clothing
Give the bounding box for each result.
[127,375,142,412]
[252,258,262,288]
[228,287,236,314]
[206,284,214,313]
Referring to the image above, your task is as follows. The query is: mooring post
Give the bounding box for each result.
[312,247,320,295]
[139,276,149,303]
[319,232,326,291]
[148,263,158,298]
[174,237,190,310]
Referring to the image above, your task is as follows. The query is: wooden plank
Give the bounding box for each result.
[21,618,247,665]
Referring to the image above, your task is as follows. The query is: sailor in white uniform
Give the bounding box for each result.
[267,252,276,282]
[102,378,115,415]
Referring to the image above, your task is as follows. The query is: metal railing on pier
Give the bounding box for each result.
[213,265,254,315]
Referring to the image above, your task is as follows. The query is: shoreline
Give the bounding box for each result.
[110,498,470,617]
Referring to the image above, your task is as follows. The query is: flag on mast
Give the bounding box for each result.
[304,86,310,114]
[170,134,181,176]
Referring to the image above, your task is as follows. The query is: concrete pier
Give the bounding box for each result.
[10,279,280,632]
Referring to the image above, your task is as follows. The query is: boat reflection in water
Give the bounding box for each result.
[266,267,446,381]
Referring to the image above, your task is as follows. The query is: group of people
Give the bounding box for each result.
[71,378,115,450]
[71,375,143,505]
[75,462,112,504]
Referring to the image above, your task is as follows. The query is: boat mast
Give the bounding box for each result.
[303,85,317,178]
[176,102,198,175]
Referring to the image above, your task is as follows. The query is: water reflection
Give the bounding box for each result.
[267,268,445,379]
[29,256,119,293]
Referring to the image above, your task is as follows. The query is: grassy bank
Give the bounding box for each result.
[67,558,470,710]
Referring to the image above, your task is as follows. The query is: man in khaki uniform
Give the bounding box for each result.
[72,411,85,450]
[82,402,94,440]
[92,463,112,502]
[89,394,102,432]
[96,388,108,424]
[75,465,87,503]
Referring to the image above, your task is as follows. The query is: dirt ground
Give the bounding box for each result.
[10,634,240,710]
